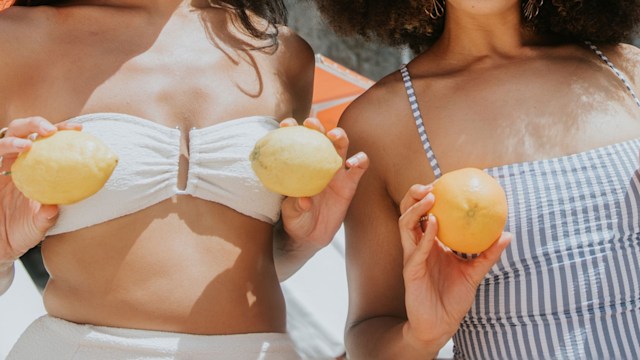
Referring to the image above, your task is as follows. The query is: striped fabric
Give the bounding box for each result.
[586,41,640,109]
[400,65,442,179]
[401,45,640,358]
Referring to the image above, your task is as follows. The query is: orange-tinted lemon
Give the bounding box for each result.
[429,168,508,254]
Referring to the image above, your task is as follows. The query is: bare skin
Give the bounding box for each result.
[0,0,368,336]
[339,0,640,358]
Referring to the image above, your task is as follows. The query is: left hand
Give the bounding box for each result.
[279,117,369,252]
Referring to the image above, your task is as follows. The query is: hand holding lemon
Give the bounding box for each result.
[398,170,512,348]
[253,118,369,280]
[0,117,112,265]
[11,130,118,205]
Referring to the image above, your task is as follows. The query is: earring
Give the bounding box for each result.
[424,0,445,20]
[523,0,544,21]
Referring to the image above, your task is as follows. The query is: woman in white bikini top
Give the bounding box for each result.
[0,1,368,359]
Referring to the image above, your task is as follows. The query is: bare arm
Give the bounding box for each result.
[0,7,78,295]
[272,29,370,280]
[341,79,512,359]
[340,97,444,359]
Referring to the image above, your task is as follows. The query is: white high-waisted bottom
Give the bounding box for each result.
[8,315,300,360]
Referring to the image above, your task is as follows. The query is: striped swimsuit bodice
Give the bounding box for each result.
[401,43,640,359]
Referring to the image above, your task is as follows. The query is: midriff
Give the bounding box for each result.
[41,196,285,335]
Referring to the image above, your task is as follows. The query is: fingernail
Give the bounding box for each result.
[346,152,364,167]
[425,193,435,202]
[327,129,340,139]
[42,123,56,132]
[14,139,30,149]
[429,214,436,222]
[423,184,433,191]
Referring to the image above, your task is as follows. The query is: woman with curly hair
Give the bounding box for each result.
[0,0,368,358]
[313,0,640,358]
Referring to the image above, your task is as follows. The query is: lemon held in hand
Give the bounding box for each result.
[250,126,342,197]
[429,168,508,254]
[11,130,118,205]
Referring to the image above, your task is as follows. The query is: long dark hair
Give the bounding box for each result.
[13,0,288,47]
[313,0,640,52]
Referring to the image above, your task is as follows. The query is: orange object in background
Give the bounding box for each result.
[312,54,374,130]
[1,0,14,11]
[429,168,508,254]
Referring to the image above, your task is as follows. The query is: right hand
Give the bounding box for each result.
[398,184,512,349]
[0,116,81,262]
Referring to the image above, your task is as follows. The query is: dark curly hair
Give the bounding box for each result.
[12,0,287,47]
[313,0,640,52]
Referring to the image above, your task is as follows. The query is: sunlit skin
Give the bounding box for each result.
[339,0,640,358]
[0,0,370,336]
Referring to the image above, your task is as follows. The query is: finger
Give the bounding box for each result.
[344,152,370,185]
[326,127,349,162]
[399,184,434,214]
[279,118,298,128]
[6,117,57,138]
[32,204,59,235]
[295,197,312,212]
[56,121,83,131]
[302,117,326,134]
[403,214,438,280]
[0,137,32,156]
[398,193,436,262]
[399,193,435,231]
[468,232,513,285]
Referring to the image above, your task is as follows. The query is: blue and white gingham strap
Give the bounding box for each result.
[400,65,442,179]
[586,41,640,109]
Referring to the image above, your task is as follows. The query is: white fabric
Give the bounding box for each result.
[282,226,348,359]
[0,262,46,360]
[7,315,300,360]
[47,113,283,235]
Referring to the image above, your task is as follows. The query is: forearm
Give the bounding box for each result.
[273,229,321,281]
[346,317,446,360]
[0,260,15,296]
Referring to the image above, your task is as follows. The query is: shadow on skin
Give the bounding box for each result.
[42,194,283,334]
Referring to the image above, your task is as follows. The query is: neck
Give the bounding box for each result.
[430,2,544,65]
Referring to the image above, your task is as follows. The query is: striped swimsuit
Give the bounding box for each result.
[401,44,640,359]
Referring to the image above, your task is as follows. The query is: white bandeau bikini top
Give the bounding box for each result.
[46,113,284,236]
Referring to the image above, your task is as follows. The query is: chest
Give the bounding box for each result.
[9,31,290,130]
[386,65,640,204]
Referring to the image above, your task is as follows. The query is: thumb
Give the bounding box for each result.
[295,197,312,212]
[345,152,369,185]
[32,204,59,235]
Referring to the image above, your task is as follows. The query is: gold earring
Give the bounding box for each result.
[424,0,445,20]
[523,0,544,21]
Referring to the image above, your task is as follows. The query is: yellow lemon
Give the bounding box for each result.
[429,168,508,254]
[250,126,342,197]
[11,130,118,205]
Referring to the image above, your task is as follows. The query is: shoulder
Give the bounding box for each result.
[0,6,60,115]
[273,26,315,120]
[595,43,640,90]
[274,26,314,82]
[339,69,412,165]
[341,69,407,132]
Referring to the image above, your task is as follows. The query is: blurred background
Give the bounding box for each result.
[285,0,404,81]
